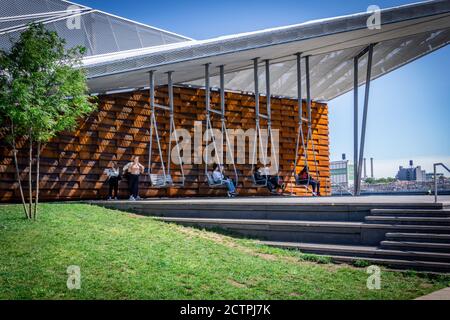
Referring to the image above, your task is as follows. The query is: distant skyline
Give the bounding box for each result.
[74,0,450,177]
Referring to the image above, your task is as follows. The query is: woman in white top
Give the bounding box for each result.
[123,156,145,201]
[104,162,121,200]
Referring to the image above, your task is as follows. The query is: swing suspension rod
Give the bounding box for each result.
[148,70,185,187]
[204,64,239,186]
[291,53,321,195]
[251,58,280,186]
[167,71,185,186]
[148,71,167,180]
[204,64,223,179]
[305,55,320,182]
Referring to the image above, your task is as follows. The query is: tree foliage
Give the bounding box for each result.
[0,23,96,219]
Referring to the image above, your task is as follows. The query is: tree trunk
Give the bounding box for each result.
[11,124,29,219]
[34,141,41,220]
[28,129,33,220]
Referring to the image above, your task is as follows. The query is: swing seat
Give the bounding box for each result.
[295,177,310,186]
[295,177,317,195]
[149,174,173,188]
[251,175,267,187]
[206,173,224,187]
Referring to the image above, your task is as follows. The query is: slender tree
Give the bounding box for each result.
[0,23,96,219]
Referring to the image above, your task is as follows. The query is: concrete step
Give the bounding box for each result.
[158,217,366,245]
[366,216,450,226]
[158,217,450,246]
[380,240,450,253]
[386,232,450,243]
[320,255,450,273]
[261,241,450,263]
[94,200,446,222]
[370,209,450,217]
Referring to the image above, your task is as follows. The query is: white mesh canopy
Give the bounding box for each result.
[2,0,449,102]
[82,0,450,102]
[0,0,192,56]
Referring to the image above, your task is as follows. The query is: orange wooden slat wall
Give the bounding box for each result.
[0,85,330,201]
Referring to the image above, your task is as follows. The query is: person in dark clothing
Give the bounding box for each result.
[254,166,286,194]
[104,162,121,200]
[297,166,321,196]
[123,156,145,201]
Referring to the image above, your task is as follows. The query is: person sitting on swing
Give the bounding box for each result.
[297,166,321,196]
[212,164,237,198]
[254,166,286,194]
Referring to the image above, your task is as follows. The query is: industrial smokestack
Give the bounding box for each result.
[363,158,367,179]
[370,158,374,178]
[409,160,414,168]
[342,153,346,161]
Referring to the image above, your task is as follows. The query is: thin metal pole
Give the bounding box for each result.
[252,58,260,167]
[148,71,155,175]
[371,157,374,178]
[205,64,210,113]
[265,60,271,122]
[219,65,225,117]
[205,64,210,176]
[253,58,260,121]
[434,164,438,203]
[357,44,374,195]
[296,53,302,125]
[305,56,312,126]
[353,56,359,196]
[167,71,174,176]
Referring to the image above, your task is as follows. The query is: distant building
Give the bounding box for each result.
[396,161,426,182]
[331,160,354,187]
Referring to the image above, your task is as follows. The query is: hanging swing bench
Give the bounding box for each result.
[291,53,320,196]
[204,64,239,189]
[249,58,281,189]
[146,70,185,189]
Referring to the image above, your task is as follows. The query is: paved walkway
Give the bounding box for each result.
[416,287,450,300]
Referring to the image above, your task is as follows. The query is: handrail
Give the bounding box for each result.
[434,163,450,203]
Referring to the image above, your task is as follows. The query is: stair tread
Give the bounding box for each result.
[261,241,450,258]
[381,240,450,249]
[324,255,450,270]
[371,209,450,214]
[386,232,450,239]
[158,217,364,227]
[367,216,450,221]
[159,217,450,234]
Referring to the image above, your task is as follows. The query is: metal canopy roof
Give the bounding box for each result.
[82,0,450,101]
[0,0,192,56]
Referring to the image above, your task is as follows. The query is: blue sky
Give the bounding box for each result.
[76,0,450,177]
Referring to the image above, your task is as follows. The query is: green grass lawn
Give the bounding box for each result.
[1,203,449,300]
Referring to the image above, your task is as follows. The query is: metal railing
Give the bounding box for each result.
[331,183,354,196]
[434,163,450,203]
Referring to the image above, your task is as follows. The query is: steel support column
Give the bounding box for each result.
[356,44,374,195]
[353,57,359,196]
